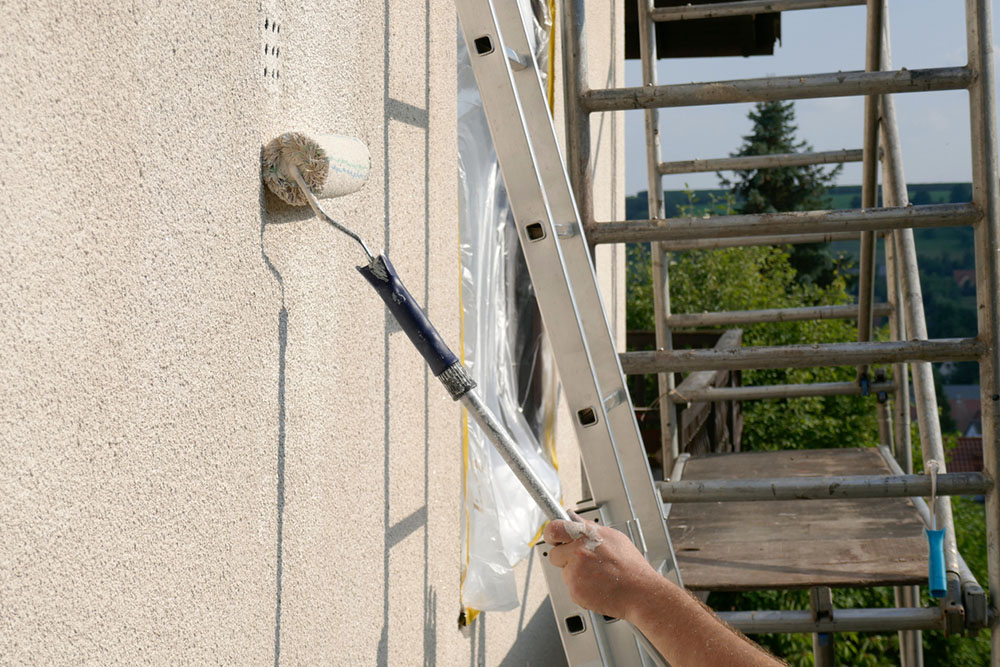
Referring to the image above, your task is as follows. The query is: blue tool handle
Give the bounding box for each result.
[926,528,947,598]
[358,255,459,377]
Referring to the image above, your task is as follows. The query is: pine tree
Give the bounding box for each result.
[720,101,843,287]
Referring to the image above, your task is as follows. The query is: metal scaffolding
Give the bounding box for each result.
[558,0,1000,664]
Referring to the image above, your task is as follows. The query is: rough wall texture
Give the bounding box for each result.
[0,1,622,665]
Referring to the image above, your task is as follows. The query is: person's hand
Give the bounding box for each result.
[543,517,665,622]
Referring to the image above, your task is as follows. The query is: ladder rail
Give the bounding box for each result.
[856,0,886,381]
[632,0,680,475]
[964,0,1000,657]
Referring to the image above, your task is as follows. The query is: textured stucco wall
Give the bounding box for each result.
[0,1,622,665]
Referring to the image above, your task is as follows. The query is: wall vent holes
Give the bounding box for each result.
[262,15,282,81]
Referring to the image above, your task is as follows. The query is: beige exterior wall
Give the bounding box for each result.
[0,1,622,664]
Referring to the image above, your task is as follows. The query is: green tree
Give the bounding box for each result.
[720,101,843,287]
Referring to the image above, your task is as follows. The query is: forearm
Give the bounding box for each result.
[627,577,782,667]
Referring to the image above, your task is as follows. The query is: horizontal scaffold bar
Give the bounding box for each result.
[651,0,864,21]
[665,303,892,328]
[669,380,895,402]
[658,149,863,175]
[582,67,972,112]
[620,338,983,374]
[657,472,991,502]
[587,203,980,244]
[719,608,945,634]
[657,231,862,251]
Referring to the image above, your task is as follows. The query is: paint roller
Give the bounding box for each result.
[262,132,671,667]
[261,131,569,524]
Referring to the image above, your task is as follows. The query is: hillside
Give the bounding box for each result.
[625,183,978,383]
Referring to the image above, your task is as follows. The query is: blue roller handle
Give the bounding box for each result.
[357,255,459,377]
[926,528,947,598]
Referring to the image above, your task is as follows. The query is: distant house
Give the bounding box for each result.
[943,384,982,435]
[953,269,976,289]
[949,437,984,473]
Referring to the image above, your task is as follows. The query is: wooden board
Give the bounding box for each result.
[667,448,929,591]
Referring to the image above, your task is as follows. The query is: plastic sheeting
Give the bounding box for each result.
[457,0,560,614]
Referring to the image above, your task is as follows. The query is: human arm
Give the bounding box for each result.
[543,518,783,667]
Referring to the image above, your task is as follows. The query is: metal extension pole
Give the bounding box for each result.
[636,0,679,474]
[964,0,1000,661]
[857,0,884,382]
[880,91,964,610]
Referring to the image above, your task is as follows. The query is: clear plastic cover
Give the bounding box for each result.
[457,0,560,614]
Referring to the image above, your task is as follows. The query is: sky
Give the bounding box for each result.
[622,2,1000,195]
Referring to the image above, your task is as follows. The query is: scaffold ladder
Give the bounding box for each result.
[557,0,1000,666]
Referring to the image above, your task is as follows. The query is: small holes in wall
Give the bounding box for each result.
[262,14,283,83]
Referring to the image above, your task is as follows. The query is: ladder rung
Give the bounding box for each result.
[587,202,979,244]
[658,231,862,251]
[669,380,894,402]
[665,303,892,328]
[620,337,982,373]
[582,66,972,112]
[658,472,991,502]
[659,149,863,175]
[719,608,945,634]
[651,0,864,22]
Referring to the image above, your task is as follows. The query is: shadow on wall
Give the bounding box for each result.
[498,598,568,667]
[259,182,289,667]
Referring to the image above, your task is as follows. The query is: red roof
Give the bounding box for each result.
[948,437,983,473]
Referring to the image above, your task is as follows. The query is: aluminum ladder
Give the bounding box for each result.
[455,1,682,664]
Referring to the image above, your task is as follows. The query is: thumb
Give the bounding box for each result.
[543,519,575,546]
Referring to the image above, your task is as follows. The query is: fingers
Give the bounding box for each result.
[543,519,574,546]
[547,541,572,568]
